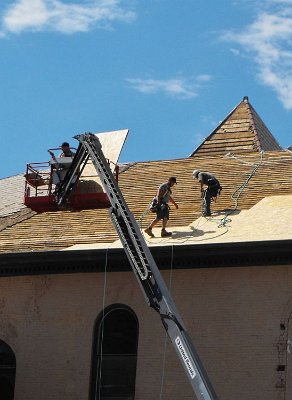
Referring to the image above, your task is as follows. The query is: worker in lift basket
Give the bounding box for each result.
[59,142,75,158]
[144,176,179,238]
[49,142,76,187]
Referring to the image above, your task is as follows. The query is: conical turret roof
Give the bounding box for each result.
[190,96,282,156]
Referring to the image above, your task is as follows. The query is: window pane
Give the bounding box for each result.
[99,355,137,397]
[91,305,138,400]
[100,309,138,354]
[0,341,16,400]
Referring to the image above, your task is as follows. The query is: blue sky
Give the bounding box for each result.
[1,0,292,179]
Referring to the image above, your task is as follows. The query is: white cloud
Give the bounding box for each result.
[221,2,292,109]
[125,75,212,100]
[0,0,136,35]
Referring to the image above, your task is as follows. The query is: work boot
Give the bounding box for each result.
[203,212,211,217]
[144,227,154,237]
[161,229,172,237]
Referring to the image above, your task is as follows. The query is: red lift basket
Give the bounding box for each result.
[24,152,119,213]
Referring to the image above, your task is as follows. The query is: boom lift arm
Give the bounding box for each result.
[56,133,218,400]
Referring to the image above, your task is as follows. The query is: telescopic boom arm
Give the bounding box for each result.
[55,133,218,400]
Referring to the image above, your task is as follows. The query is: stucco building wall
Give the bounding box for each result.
[0,263,291,400]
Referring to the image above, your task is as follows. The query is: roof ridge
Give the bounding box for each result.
[0,208,36,232]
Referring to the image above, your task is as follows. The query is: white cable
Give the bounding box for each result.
[96,247,108,400]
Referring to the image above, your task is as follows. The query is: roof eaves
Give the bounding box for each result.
[0,239,291,277]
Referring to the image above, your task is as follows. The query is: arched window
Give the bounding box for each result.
[0,340,16,400]
[90,304,139,400]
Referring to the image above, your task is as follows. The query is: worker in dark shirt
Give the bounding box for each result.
[49,142,76,189]
[192,170,221,217]
[59,142,75,158]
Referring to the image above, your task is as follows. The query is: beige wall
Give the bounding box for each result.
[0,263,291,400]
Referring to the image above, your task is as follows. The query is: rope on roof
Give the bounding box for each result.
[219,151,264,228]
[224,152,255,165]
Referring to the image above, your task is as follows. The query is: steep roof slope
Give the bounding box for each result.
[0,175,35,231]
[0,175,26,217]
[0,150,291,253]
[190,96,282,156]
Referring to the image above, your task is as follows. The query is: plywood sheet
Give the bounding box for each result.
[80,129,129,190]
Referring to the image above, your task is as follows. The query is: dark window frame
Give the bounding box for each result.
[0,340,16,400]
[90,303,139,400]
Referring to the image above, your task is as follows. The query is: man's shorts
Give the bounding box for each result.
[156,203,169,220]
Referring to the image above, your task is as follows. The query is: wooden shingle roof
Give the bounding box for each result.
[0,97,290,254]
[190,96,282,156]
[0,150,291,253]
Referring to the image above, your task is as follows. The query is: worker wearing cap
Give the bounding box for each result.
[192,170,221,217]
[59,142,75,158]
[49,142,76,188]
[145,176,179,238]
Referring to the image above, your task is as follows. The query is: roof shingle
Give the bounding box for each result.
[190,96,282,156]
[0,98,291,253]
[0,150,291,253]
